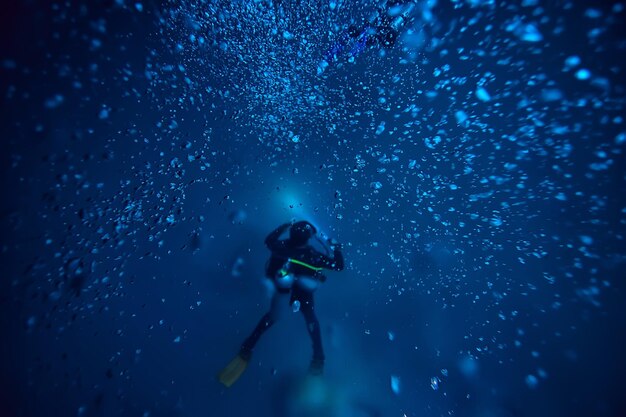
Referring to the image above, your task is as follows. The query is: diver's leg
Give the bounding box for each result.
[302,304,325,362]
[240,289,290,358]
[294,288,325,372]
[240,313,273,359]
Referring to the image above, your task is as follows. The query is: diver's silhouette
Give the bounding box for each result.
[218,221,344,387]
[318,0,416,73]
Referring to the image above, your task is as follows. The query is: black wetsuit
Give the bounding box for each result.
[240,223,344,365]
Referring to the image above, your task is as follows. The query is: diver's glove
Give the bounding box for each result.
[327,237,342,250]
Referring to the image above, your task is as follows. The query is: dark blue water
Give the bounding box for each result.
[1,1,625,416]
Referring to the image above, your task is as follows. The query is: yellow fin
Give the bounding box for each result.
[218,355,249,388]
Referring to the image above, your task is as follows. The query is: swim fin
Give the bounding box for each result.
[218,354,249,387]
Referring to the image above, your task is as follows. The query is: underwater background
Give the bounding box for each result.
[1,0,625,416]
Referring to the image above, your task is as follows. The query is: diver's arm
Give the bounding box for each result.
[316,244,344,271]
[331,245,345,271]
[265,223,291,251]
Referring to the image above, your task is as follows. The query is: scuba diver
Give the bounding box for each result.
[218,220,345,387]
[318,0,417,74]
